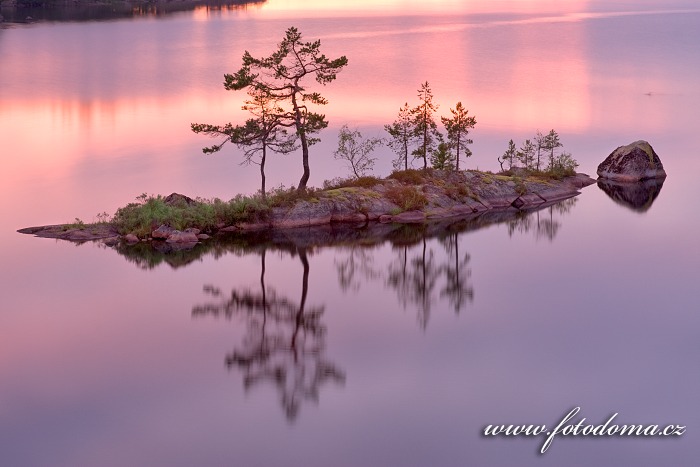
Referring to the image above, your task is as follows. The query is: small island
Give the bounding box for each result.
[18,168,595,245]
[18,27,596,247]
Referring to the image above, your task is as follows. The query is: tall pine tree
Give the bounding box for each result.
[441,102,476,171]
[411,82,442,169]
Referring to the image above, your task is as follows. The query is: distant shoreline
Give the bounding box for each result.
[0,0,265,23]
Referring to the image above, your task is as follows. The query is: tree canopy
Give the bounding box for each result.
[411,82,442,169]
[224,27,348,191]
[385,102,417,171]
[191,88,296,198]
[441,102,476,171]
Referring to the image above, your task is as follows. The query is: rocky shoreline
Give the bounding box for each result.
[18,171,596,246]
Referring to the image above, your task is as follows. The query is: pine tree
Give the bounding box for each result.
[430,142,455,170]
[385,103,417,171]
[518,139,536,170]
[534,130,546,171]
[411,82,442,169]
[224,27,348,192]
[191,88,296,198]
[544,129,563,170]
[441,102,476,171]
[498,139,517,171]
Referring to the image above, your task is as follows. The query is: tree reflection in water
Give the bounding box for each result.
[336,227,474,330]
[193,248,345,422]
[507,198,577,241]
[111,197,579,418]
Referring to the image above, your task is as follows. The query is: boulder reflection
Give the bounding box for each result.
[597,178,665,212]
[193,248,345,422]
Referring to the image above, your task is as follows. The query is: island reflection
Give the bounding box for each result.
[170,200,577,419]
[110,198,579,272]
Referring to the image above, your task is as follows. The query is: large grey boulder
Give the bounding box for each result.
[597,141,666,182]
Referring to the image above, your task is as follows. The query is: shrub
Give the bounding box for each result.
[444,183,474,201]
[385,185,428,211]
[545,152,579,179]
[323,175,382,190]
[265,185,319,208]
[213,195,270,224]
[113,196,179,236]
[387,169,429,185]
[513,177,528,195]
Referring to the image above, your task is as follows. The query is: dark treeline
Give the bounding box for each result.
[0,0,265,23]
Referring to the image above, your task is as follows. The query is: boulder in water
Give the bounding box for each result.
[597,140,666,182]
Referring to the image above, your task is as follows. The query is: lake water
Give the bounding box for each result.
[1,1,699,465]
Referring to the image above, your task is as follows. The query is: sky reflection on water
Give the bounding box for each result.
[1,1,699,466]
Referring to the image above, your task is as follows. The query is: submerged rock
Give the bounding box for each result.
[597,178,665,212]
[597,140,667,182]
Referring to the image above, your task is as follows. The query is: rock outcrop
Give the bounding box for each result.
[597,141,667,182]
[18,171,596,243]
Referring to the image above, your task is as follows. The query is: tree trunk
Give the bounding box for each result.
[292,89,310,192]
[260,144,267,199]
[455,129,461,171]
[422,117,428,169]
[297,133,310,191]
[404,143,408,171]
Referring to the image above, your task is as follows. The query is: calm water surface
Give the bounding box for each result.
[1,1,699,466]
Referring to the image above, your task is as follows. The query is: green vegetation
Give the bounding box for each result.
[498,129,579,179]
[430,142,454,170]
[385,102,416,171]
[191,89,297,199]
[411,81,442,169]
[323,176,383,190]
[498,139,517,171]
[220,27,348,192]
[441,101,476,171]
[112,194,269,237]
[385,82,476,172]
[62,218,86,231]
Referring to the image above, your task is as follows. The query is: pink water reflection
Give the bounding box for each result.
[1,7,690,197]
